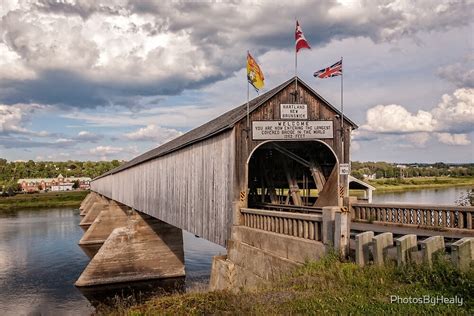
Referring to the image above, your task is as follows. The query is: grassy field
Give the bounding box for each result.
[367,176,474,192]
[0,190,88,211]
[97,254,473,315]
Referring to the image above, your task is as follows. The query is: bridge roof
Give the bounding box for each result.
[96,76,358,179]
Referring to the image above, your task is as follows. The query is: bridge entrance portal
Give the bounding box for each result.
[247,140,340,208]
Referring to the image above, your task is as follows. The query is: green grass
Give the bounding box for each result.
[367,176,474,192]
[0,190,88,211]
[98,254,473,315]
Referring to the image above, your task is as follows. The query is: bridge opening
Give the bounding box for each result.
[247,140,339,208]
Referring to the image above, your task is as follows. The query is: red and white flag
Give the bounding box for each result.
[295,20,310,52]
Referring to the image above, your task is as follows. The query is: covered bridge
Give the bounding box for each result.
[91,76,358,247]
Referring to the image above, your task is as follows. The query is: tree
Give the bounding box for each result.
[72,180,80,190]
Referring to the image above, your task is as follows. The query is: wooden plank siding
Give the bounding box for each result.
[90,77,356,247]
[233,81,352,211]
[91,130,235,247]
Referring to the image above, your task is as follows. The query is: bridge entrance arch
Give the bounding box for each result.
[246,140,340,208]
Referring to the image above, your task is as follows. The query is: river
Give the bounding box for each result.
[0,186,471,315]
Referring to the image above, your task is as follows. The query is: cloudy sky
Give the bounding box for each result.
[0,0,473,163]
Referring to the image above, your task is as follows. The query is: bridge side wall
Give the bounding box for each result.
[91,129,236,247]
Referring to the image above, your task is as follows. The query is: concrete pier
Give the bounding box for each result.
[80,193,100,216]
[451,237,473,272]
[79,201,130,245]
[372,232,393,266]
[420,236,445,266]
[79,200,109,228]
[396,234,417,266]
[355,231,373,267]
[75,212,185,287]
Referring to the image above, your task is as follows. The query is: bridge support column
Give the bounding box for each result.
[396,234,417,266]
[372,232,393,266]
[420,236,445,267]
[80,192,101,216]
[79,193,93,213]
[451,237,473,272]
[75,211,185,287]
[79,201,131,246]
[334,209,350,257]
[355,231,374,267]
[79,199,109,228]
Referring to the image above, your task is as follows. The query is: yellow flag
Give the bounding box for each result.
[247,53,264,91]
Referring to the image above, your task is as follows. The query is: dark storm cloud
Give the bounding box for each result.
[34,0,125,19]
[0,69,227,108]
[1,0,472,109]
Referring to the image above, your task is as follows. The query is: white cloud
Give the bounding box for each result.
[89,145,123,155]
[1,0,472,107]
[88,145,139,160]
[432,88,474,133]
[0,103,48,135]
[362,104,435,133]
[360,88,474,146]
[75,130,102,142]
[435,133,471,146]
[124,124,182,143]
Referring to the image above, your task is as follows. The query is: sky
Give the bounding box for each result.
[0,0,473,163]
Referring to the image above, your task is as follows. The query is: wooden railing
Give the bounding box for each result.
[255,203,322,214]
[241,208,322,241]
[351,203,474,230]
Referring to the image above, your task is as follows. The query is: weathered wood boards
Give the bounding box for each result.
[92,130,235,247]
[91,77,356,247]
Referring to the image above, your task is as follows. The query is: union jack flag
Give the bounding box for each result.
[313,59,342,78]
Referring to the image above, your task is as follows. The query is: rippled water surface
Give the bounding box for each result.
[0,208,225,315]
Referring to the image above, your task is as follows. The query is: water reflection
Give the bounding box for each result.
[373,186,472,205]
[0,208,225,315]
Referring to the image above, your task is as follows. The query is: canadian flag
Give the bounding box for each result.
[295,20,311,53]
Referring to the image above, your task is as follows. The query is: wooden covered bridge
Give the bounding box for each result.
[77,77,473,288]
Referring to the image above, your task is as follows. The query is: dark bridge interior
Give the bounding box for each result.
[247,141,337,208]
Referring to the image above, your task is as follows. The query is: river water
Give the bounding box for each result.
[0,186,471,315]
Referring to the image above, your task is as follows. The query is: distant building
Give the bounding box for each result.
[17,174,91,193]
[362,173,377,180]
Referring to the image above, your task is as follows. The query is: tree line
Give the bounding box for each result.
[0,158,122,192]
[351,161,474,180]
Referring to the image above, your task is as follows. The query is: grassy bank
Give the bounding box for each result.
[98,254,473,315]
[0,190,88,211]
[367,176,474,192]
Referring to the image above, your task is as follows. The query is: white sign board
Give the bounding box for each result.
[340,163,350,175]
[252,121,333,140]
[280,104,308,119]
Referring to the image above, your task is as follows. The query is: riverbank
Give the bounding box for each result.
[0,191,88,211]
[367,176,474,192]
[98,254,473,315]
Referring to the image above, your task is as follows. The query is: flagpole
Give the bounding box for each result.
[295,21,298,103]
[247,51,250,133]
[340,56,344,163]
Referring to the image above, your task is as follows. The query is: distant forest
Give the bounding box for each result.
[0,159,122,191]
[351,162,474,179]
[0,158,473,192]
